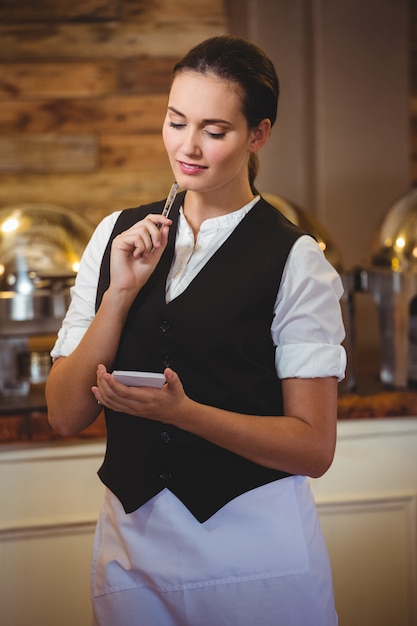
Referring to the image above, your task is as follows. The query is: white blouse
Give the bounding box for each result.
[52,196,346,381]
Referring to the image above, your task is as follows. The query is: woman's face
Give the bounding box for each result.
[162,71,262,199]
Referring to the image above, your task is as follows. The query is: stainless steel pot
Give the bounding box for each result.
[0,203,93,336]
[262,193,343,272]
[358,187,417,388]
[0,203,93,397]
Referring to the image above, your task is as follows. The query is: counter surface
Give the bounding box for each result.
[1,387,417,444]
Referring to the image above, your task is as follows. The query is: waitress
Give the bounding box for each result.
[46,35,346,625]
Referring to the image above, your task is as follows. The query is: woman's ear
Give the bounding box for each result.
[249,118,271,152]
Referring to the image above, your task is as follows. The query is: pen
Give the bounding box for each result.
[161,182,179,220]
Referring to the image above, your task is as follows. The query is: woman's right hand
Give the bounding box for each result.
[109,214,172,296]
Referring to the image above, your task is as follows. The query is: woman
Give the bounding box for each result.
[46,35,346,625]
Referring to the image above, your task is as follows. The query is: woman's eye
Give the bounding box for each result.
[168,121,184,130]
[206,131,226,139]
[168,121,225,138]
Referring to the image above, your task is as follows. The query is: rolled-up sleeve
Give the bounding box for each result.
[273,235,346,381]
[51,211,120,359]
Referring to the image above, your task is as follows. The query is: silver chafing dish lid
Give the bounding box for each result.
[367,187,417,272]
[262,192,343,272]
[0,203,93,333]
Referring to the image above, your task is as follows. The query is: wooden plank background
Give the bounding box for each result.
[0,0,415,228]
[411,0,417,185]
[0,0,227,226]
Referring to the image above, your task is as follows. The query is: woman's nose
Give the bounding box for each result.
[181,128,201,156]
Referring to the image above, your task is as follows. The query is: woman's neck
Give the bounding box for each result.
[182,187,255,238]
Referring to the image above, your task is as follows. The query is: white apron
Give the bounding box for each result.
[91,475,337,625]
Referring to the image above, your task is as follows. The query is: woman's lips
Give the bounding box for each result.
[178,160,207,174]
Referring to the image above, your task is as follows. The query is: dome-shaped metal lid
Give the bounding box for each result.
[262,192,343,272]
[0,203,93,294]
[368,187,417,272]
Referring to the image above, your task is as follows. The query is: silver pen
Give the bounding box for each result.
[161,182,179,219]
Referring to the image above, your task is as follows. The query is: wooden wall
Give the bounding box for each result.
[0,0,416,231]
[411,0,417,186]
[0,0,227,227]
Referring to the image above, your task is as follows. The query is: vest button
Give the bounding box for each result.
[160,431,171,444]
[159,471,172,482]
[159,320,171,333]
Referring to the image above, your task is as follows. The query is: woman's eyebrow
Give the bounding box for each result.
[167,106,231,126]
[167,106,185,118]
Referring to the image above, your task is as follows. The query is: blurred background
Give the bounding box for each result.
[0,2,416,625]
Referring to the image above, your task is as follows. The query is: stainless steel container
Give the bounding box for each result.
[358,187,417,388]
[262,193,343,272]
[0,203,93,396]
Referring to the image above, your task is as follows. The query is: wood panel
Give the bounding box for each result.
[0,169,174,222]
[119,57,175,94]
[0,135,97,173]
[100,134,168,169]
[0,131,168,184]
[0,0,226,225]
[411,0,417,185]
[0,62,117,100]
[0,0,120,23]
[0,0,224,24]
[0,95,167,133]
[121,0,225,23]
[0,22,225,62]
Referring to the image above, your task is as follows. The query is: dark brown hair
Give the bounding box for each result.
[173,35,279,194]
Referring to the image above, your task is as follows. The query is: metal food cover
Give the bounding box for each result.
[0,203,93,335]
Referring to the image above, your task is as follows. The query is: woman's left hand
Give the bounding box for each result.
[91,364,188,422]
[92,365,338,479]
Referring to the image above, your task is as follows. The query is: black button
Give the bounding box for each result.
[162,356,173,368]
[160,321,171,333]
[160,431,171,444]
[159,471,172,482]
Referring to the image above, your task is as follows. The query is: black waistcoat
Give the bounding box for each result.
[95,193,305,522]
